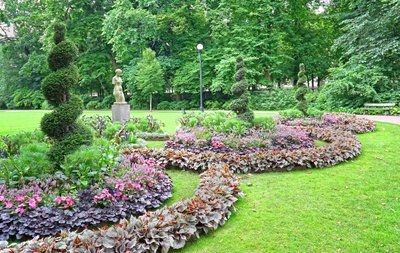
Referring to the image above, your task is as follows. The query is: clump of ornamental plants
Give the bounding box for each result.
[295,63,309,115]
[40,23,92,166]
[230,57,254,123]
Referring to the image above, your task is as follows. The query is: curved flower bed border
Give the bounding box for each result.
[2,164,241,252]
[134,126,362,173]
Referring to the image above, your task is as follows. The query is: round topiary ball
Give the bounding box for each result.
[48,41,78,71]
[53,23,66,44]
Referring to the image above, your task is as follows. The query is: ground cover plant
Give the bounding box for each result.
[0,111,398,252]
[0,151,173,240]
[167,112,313,154]
[0,113,174,240]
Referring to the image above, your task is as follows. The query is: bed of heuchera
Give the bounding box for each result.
[0,112,375,252]
[141,113,376,173]
[0,154,172,240]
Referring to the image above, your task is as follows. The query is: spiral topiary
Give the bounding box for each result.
[41,23,93,167]
[295,63,309,115]
[230,57,254,123]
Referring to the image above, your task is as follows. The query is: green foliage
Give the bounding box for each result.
[230,57,253,123]
[318,59,389,109]
[0,143,51,186]
[249,90,297,111]
[1,130,46,156]
[134,48,166,110]
[295,63,310,115]
[48,122,93,166]
[41,65,79,106]
[253,117,276,130]
[62,139,119,188]
[41,23,93,166]
[306,107,323,118]
[47,41,79,71]
[279,109,304,120]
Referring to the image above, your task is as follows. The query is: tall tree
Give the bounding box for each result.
[134,48,166,111]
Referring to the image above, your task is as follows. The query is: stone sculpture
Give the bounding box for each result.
[112,69,126,103]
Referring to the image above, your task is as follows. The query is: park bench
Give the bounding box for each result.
[361,103,396,114]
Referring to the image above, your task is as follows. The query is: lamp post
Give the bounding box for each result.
[197,43,204,112]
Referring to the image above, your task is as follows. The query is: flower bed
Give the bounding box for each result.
[0,154,172,240]
[133,125,362,173]
[2,164,241,252]
[166,125,314,154]
[282,113,376,134]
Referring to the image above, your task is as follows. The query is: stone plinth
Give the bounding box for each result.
[112,102,130,123]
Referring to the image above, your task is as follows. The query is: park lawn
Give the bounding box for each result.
[172,122,400,253]
[1,111,399,252]
[0,110,278,135]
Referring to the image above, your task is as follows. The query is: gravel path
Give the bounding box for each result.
[357,115,400,125]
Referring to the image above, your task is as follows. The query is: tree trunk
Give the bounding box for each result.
[150,93,153,112]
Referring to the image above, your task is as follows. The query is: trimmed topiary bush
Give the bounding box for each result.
[295,63,310,115]
[230,57,254,123]
[40,23,92,167]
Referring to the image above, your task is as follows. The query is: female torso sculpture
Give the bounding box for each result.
[112,69,126,103]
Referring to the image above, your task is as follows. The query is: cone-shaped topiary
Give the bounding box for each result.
[295,63,309,115]
[230,57,254,122]
[41,23,92,167]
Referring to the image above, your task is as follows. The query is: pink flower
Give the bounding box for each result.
[116,184,124,191]
[0,196,5,202]
[66,199,74,206]
[122,196,128,201]
[147,182,153,187]
[115,191,122,197]
[5,202,13,208]
[15,196,25,202]
[28,198,37,209]
[15,207,25,214]
[54,197,62,204]
[34,194,42,202]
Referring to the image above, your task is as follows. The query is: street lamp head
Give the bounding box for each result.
[197,43,203,51]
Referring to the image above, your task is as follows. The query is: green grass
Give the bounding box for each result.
[0,110,278,135]
[1,110,399,252]
[172,123,400,252]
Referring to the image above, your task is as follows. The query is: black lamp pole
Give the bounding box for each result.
[197,44,204,112]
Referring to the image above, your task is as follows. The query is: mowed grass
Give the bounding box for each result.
[1,110,399,252]
[0,110,278,135]
[173,122,400,253]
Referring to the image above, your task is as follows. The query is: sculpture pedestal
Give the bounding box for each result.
[112,102,130,123]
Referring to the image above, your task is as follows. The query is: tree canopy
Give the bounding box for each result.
[0,0,398,111]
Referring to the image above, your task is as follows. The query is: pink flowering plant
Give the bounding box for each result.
[0,153,173,240]
[166,125,313,154]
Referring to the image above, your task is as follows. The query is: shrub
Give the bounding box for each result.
[204,100,222,110]
[85,100,101,110]
[295,63,310,115]
[156,101,171,110]
[230,57,253,123]
[100,95,115,109]
[279,109,303,120]
[306,107,323,118]
[249,90,297,111]
[253,117,275,130]
[40,23,92,167]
